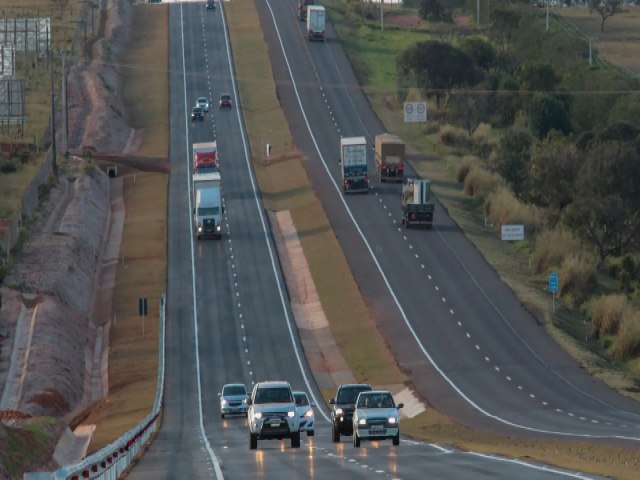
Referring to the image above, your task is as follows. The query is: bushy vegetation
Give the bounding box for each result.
[462,165,502,199]
[532,227,581,275]
[485,187,543,235]
[588,294,629,339]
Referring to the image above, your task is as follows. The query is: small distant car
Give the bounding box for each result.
[206,0,216,10]
[352,390,403,447]
[293,391,315,437]
[191,106,204,121]
[219,93,232,109]
[196,97,210,112]
[220,383,249,418]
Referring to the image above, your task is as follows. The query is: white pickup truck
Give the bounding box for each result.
[247,381,301,449]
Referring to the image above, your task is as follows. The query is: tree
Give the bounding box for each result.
[491,8,521,49]
[528,94,572,139]
[518,63,560,93]
[564,141,640,262]
[528,133,579,212]
[397,41,482,107]
[588,0,622,32]
[461,37,496,71]
[447,90,488,135]
[494,128,532,199]
[419,0,451,22]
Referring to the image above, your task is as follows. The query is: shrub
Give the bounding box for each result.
[456,156,478,183]
[0,159,17,173]
[588,294,629,339]
[484,186,543,234]
[532,227,581,274]
[473,122,492,142]
[612,311,640,361]
[558,252,598,301]
[438,124,471,150]
[463,166,502,199]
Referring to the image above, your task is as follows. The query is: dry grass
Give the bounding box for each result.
[613,310,640,361]
[484,186,543,235]
[588,294,629,339]
[463,165,503,198]
[437,124,471,150]
[558,252,598,300]
[532,227,581,275]
[226,0,404,388]
[87,4,168,453]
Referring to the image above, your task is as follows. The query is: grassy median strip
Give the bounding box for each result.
[87,4,168,453]
[225,0,404,392]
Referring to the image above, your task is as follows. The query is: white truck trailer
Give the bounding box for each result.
[401,178,434,229]
[307,5,326,41]
[339,136,368,194]
[193,172,222,240]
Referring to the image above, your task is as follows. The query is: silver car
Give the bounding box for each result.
[352,390,403,447]
[196,96,210,112]
[293,391,315,437]
[219,383,248,418]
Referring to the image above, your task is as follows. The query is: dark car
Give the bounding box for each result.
[219,93,232,109]
[329,383,372,442]
[191,106,204,121]
[206,0,216,10]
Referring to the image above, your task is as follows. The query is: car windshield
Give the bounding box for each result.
[193,108,202,113]
[254,387,292,404]
[221,95,230,101]
[294,393,309,406]
[223,385,246,396]
[357,393,394,409]
[198,98,206,103]
[336,386,370,404]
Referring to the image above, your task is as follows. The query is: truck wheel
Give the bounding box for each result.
[392,433,400,446]
[291,432,301,448]
[249,432,257,450]
[221,413,225,419]
[307,430,314,437]
[331,425,340,443]
[353,432,360,447]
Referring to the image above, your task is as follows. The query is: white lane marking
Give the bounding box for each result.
[180,5,224,478]
[466,452,598,479]
[261,0,640,442]
[219,2,329,423]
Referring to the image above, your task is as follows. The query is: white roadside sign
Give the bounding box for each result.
[501,224,524,241]
[403,101,427,123]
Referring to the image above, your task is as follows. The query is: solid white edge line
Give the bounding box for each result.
[261,0,640,443]
[466,452,596,480]
[219,2,329,424]
[180,4,224,478]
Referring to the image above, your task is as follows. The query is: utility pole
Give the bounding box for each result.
[380,0,384,32]
[546,0,550,32]
[49,53,57,176]
[477,0,480,26]
[62,52,68,156]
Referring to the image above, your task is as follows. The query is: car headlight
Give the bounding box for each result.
[287,411,295,418]
[358,418,367,425]
[388,417,397,424]
[216,225,221,231]
[335,408,343,415]
[253,412,262,419]
[221,399,227,405]
[198,226,203,232]
[304,410,314,418]
[242,399,247,404]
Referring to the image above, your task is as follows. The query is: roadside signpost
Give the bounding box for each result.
[139,297,148,337]
[501,224,524,241]
[549,272,558,315]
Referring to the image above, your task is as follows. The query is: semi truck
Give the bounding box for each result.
[193,141,218,174]
[298,0,316,21]
[307,5,326,41]
[193,172,222,240]
[375,133,405,182]
[340,136,369,194]
[401,178,434,229]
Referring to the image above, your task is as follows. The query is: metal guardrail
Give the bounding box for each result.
[27,294,166,480]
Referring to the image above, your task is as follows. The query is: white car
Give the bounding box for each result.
[248,381,301,449]
[219,383,248,418]
[196,96,210,112]
[352,390,403,447]
[293,391,315,437]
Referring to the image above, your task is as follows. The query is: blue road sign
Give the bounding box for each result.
[549,272,558,294]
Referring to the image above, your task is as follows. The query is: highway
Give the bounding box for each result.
[252,0,640,442]
[128,2,614,479]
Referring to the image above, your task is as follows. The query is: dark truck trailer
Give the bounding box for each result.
[375,133,405,182]
[401,178,434,229]
[298,0,317,21]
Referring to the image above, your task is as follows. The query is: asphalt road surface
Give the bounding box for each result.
[127,2,615,479]
[252,0,640,443]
